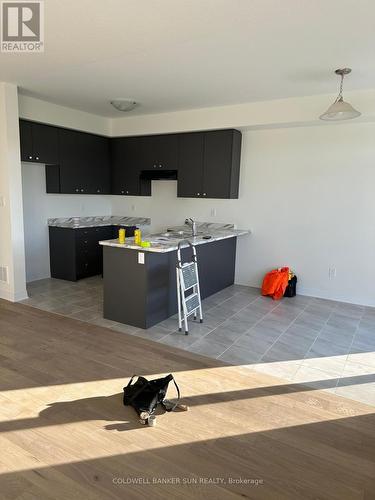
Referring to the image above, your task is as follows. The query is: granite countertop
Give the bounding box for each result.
[48,215,151,229]
[99,222,250,253]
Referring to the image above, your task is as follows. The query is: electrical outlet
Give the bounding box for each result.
[138,252,145,264]
[0,265,9,283]
[328,267,337,279]
[211,208,217,217]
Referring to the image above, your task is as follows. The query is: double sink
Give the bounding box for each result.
[149,229,211,244]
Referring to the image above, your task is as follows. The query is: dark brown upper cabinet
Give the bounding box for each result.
[58,128,110,195]
[138,134,179,170]
[177,132,205,198]
[178,129,241,199]
[19,120,33,162]
[19,118,241,199]
[19,120,59,164]
[110,137,142,195]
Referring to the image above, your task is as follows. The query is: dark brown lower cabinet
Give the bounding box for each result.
[49,225,136,281]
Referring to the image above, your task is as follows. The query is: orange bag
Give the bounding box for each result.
[261,267,290,300]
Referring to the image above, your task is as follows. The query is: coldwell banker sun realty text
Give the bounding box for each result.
[1,1,44,52]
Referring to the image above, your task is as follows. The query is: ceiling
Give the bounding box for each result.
[1,0,374,117]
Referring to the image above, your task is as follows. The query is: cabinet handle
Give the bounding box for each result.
[84,240,88,244]
[126,190,129,194]
[28,155,33,160]
[96,189,101,193]
[35,156,40,161]
[80,189,84,192]
[158,164,162,168]
[121,190,124,194]
[203,193,207,196]
[197,193,200,196]
[75,188,79,192]
[153,164,156,168]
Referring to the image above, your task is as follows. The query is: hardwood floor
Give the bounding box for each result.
[0,299,374,499]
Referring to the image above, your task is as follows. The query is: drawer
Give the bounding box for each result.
[76,237,99,253]
[76,253,102,279]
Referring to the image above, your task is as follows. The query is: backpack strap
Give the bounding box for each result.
[163,375,181,412]
[125,375,137,389]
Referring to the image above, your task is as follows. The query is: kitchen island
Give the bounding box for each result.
[100,223,249,329]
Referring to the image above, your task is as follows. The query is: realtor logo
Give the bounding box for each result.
[1,1,44,52]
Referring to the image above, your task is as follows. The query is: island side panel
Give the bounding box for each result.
[145,251,174,328]
[103,246,148,328]
[195,236,237,297]
[165,236,238,317]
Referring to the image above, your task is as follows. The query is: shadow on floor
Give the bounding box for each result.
[0,413,374,499]
[0,373,374,434]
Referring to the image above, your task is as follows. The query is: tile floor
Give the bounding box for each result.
[22,276,375,406]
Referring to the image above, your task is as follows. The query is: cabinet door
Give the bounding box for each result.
[203,130,238,199]
[110,137,140,195]
[59,129,110,194]
[139,134,179,170]
[45,165,61,193]
[87,135,110,194]
[32,122,59,164]
[59,129,88,193]
[177,132,204,198]
[19,120,33,162]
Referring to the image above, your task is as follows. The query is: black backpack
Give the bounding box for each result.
[123,374,180,421]
[284,275,297,297]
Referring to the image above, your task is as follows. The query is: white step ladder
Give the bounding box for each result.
[176,241,203,335]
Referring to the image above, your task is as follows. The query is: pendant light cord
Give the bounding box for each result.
[335,73,344,103]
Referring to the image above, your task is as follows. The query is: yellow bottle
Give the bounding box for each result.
[134,229,141,245]
[118,228,126,244]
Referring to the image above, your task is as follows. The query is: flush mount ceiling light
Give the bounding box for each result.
[319,68,361,121]
[110,98,138,112]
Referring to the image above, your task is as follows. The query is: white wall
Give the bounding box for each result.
[18,94,111,135]
[21,163,112,282]
[0,83,27,302]
[111,123,375,306]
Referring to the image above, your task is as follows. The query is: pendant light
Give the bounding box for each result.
[319,68,361,121]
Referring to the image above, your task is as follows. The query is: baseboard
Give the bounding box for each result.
[14,289,29,302]
[26,272,51,283]
[297,286,375,308]
[0,284,28,302]
[234,280,375,308]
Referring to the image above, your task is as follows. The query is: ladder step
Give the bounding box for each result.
[185,293,200,314]
[181,264,198,290]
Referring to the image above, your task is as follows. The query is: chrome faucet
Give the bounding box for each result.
[185,218,197,237]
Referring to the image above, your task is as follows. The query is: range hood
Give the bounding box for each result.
[140,169,177,181]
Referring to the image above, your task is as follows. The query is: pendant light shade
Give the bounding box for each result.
[319,68,361,121]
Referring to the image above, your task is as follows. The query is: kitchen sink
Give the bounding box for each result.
[161,230,205,238]
[148,231,212,245]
